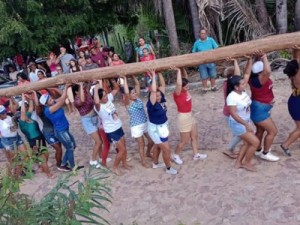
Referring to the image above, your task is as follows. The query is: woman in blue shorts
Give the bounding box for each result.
[280,47,300,156]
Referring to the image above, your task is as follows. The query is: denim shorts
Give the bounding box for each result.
[228,119,250,136]
[0,138,4,149]
[1,135,24,151]
[250,100,273,123]
[147,121,169,144]
[106,127,124,143]
[81,114,98,135]
[199,63,217,80]
[43,130,59,145]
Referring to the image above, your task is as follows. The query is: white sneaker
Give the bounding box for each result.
[166,167,177,175]
[89,160,102,169]
[193,153,207,160]
[255,148,262,156]
[259,151,279,162]
[171,154,183,165]
[152,162,166,169]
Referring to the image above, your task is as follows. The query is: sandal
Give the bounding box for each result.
[280,144,291,156]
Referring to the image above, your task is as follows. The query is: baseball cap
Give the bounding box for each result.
[39,94,50,105]
[0,105,7,115]
[252,61,264,74]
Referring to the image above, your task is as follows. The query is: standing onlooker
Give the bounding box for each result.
[90,46,106,68]
[69,59,82,73]
[135,37,155,62]
[172,68,207,164]
[78,51,87,67]
[56,46,74,74]
[47,52,58,77]
[280,46,300,156]
[8,65,18,81]
[82,55,99,71]
[192,29,218,92]
[28,62,40,82]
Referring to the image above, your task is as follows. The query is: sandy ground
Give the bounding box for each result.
[1,71,300,225]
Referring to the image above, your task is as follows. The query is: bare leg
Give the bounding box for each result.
[144,133,154,159]
[90,131,103,161]
[282,121,300,149]
[136,136,149,168]
[51,143,63,166]
[157,142,172,168]
[256,118,278,152]
[190,122,199,155]
[239,132,260,171]
[175,132,190,155]
[152,145,161,164]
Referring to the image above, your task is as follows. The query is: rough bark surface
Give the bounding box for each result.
[162,0,180,55]
[255,0,271,33]
[188,0,201,40]
[295,0,300,31]
[276,0,287,34]
[1,32,300,97]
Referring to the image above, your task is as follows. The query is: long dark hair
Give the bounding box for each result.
[182,78,189,87]
[284,60,299,78]
[72,84,79,96]
[226,75,243,96]
[97,88,105,100]
[16,72,29,81]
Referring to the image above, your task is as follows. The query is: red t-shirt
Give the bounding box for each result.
[140,55,155,77]
[249,77,274,104]
[110,60,125,66]
[173,90,192,113]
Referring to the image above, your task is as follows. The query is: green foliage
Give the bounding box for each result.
[0,149,112,225]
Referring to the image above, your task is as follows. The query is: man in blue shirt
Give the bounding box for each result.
[192,29,218,93]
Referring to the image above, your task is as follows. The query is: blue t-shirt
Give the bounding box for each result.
[192,37,218,53]
[44,106,69,131]
[146,93,167,124]
[128,98,148,127]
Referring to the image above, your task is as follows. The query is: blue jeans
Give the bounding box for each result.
[54,129,76,168]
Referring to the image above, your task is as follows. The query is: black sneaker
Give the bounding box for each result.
[280,144,291,156]
[57,165,72,172]
[75,165,85,171]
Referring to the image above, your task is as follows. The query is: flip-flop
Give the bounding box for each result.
[222,151,238,159]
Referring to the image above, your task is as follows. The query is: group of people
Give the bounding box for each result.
[1,30,300,178]
[223,47,300,171]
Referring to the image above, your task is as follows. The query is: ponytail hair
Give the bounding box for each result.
[284,60,299,78]
[226,75,242,96]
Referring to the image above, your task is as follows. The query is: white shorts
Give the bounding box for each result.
[131,123,147,138]
[147,121,169,144]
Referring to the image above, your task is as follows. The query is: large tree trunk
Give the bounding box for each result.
[188,0,201,41]
[255,0,271,33]
[1,32,300,97]
[276,0,287,34]
[162,0,180,55]
[295,0,300,31]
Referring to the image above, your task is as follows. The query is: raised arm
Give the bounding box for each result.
[78,82,85,104]
[20,93,27,121]
[149,71,157,105]
[157,72,165,94]
[233,59,241,76]
[243,57,253,84]
[174,68,182,95]
[110,79,120,97]
[93,80,102,112]
[293,46,300,62]
[123,76,130,107]
[259,53,271,84]
[48,84,70,113]
[31,90,42,115]
[132,75,141,97]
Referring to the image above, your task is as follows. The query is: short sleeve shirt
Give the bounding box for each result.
[0,116,18,137]
[44,106,69,131]
[173,90,192,113]
[94,93,122,133]
[128,98,148,127]
[226,91,251,121]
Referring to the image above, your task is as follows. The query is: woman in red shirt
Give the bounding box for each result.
[172,68,207,165]
[249,53,279,162]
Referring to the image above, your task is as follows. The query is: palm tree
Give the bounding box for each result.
[162,0,180,55]
[295,0,300,31]
[188,0,201,40]
[276,0,287,33]
[255,0,272,33]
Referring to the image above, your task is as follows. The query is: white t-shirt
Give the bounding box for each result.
[94,93,122,133]
[226,91,251,121]
[29,69,39,82]
[0,116,18,137]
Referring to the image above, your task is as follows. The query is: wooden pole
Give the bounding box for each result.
[1,32,300,97]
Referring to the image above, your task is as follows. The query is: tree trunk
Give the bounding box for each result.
[255,0,271,33]
[295,0,300,31]
[1,32,300,97]
[276,0,287,34]
[188,0,201,41]
[162,0,180,55]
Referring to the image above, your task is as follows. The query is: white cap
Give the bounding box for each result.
[18,100,28,108]
[252,61,264,74]
[39,94,49,105]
